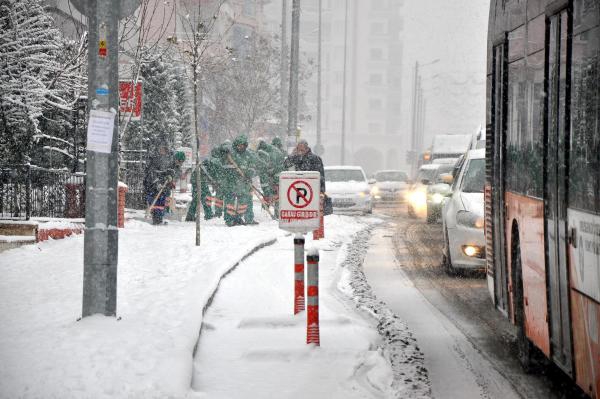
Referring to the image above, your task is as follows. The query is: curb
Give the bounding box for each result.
[37,226,84,242]
[192,236,278,357]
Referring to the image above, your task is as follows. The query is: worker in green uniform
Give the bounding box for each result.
[271,136,284,153]
[209,147,225,218]
[224,135,258,226]
[257,139,285,217]
[186,156,214,221]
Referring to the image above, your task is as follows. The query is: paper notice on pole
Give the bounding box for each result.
[86,110,115,153]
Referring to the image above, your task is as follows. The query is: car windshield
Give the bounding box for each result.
[325,169,365,182]
[434,165,455,183]
[461,159,485,193]
[375,171,408,182]
[416,167,438,183]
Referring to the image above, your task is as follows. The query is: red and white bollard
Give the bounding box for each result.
[294,235,305,314]
[306,250,320,345]
[312,199,325,240]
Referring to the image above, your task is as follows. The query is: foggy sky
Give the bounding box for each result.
[400,0,490,149]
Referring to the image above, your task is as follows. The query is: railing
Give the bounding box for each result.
[0,165,85,220]
[120,150,147,210]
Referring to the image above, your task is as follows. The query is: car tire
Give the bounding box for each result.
[442,228,455,275]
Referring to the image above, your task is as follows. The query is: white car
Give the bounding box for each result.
[441,148,486,272]
[325,166,373,214]
[370,170,409,204]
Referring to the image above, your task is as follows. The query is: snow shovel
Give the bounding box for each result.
[145,176,172,220]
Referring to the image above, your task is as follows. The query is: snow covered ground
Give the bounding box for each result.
[0,208,428,398]
[0,209,282,399]
[191,216,399,398]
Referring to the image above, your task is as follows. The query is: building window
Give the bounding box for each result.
[369,73,383,85]
[369,98,383,110]
[369,123,382,134]
[242,0,255,16]
[370,22,385,35]
[370,48,383,60]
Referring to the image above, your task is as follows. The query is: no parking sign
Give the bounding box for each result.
[279,171,321,233]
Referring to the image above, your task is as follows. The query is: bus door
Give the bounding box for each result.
[544,7,573,376]
[491,39,509,314]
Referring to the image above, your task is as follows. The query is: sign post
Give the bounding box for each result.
[279,171,321,331]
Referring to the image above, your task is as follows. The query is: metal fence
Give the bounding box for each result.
[0,165,85,220]
[120,150,147,209]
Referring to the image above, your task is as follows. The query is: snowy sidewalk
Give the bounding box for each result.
[0,213,283,399]
[191,216,396,398]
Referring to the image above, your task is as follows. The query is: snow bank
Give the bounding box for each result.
[0,214,283,399]
[336,227,431,399]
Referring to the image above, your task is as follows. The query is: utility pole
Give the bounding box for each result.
[410,61,419,178]
[193,2,204,247]
[280,0,289,135]
[287,0,301,149]
[315,0,323,156]
[340,0,349,165]
[71,0,139,317]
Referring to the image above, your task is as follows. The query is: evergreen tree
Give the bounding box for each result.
[0,0,85,167]
[170,64,193,148]
[123,52,180,156]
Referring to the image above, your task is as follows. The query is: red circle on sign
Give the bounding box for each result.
[287,180,314,209]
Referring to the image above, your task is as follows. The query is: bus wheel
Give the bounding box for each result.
[513,240,534,372]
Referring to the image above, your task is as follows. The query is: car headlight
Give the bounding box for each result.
[371,186,380,195]
[409,190,427,207]
[359,189,371,197]
[456,211,484,229]
[430,193,444,204]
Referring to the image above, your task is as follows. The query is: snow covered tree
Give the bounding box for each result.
[171,64,194,148]
[122,51,180,156]
[0,0,65,164]
[0,0,86,167]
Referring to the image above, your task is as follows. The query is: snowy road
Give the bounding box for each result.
[363,228,520,399]
[367,205,586,399]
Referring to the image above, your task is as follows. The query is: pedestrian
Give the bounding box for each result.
[283,139,326,194]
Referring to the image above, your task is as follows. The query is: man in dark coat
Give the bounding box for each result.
[283,139,326,194]
[144,146,185,224]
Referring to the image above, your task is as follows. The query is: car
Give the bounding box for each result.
[425,164,456,223]
[324,166,373,214]
[369,170,409,205]
[441,148,485,272]
[407,164,439,218]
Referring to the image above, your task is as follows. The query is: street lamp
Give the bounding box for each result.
[410,58,440,177]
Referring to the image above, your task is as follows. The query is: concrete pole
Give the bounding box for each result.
[82,0,120,317]
[315,0,322,154]
[410,61,419,177]
[340,0,349,165]
[287,0,300,148]
[280,0,289,134]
